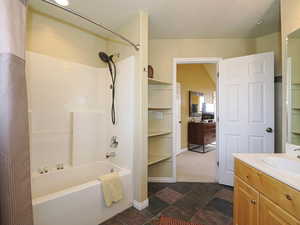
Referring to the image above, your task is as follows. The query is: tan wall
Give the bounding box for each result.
[203,64,217,84]
[108,12,149,203]
[149,38,256,82]
[149,35,282,83]
[281,0,300,151]
[26,9,107,67]
[177,64,216,149]
[255,32,282,76]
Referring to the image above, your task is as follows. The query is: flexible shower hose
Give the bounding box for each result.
[107,59,116,125]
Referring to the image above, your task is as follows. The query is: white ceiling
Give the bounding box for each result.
[29,0,280,39]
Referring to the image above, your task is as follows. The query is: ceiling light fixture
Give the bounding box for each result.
[256,19,264,25]
[54,0,69,6]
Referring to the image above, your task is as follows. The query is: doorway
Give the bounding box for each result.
[172,58,221,183]
[172,53,275,186]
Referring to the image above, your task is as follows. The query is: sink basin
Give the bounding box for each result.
[262,157,300,175]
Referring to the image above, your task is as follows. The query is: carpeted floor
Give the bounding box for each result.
[100,182,233,225]
[176,148,217,182]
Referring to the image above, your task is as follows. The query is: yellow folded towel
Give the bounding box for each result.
[98,172,123,207]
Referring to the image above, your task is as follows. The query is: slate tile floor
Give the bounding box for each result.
[100,182,233,225]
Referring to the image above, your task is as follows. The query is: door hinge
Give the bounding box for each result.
[217,117,219,122]
[217,161,220,167]
[217,72,220,78]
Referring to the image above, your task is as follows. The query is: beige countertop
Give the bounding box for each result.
[233,153,300,192]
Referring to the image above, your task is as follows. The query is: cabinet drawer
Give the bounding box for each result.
[258,172,300,220]
[235,159,300,220]
[235,159,262,190]
[260,194,300,225]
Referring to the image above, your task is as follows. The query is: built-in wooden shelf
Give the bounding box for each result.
[148,78,172,85]
[148,107,172,110]
[148,154,172,166]
[148,131,172,137]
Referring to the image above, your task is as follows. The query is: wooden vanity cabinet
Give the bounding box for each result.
[234,177,259,225]
[260,195,300,225]
[234,159,300,225]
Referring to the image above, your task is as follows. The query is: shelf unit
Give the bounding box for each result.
[148,154,171,166]
[148,78,172,85]
[148,77,173,180]
[290,73,300,145]
[148,107,172,110]
[148,131,172,137]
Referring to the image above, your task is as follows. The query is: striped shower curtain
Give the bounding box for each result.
[0,0,33,225]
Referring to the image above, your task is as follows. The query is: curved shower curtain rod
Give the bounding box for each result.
[41,0,140,51]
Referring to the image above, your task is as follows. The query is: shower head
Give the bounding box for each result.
[99,51,117,125]
[99,52,110,64]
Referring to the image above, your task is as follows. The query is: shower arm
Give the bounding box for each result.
[41,0,140,51]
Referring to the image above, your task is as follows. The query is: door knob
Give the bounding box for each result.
[266,127,273,133]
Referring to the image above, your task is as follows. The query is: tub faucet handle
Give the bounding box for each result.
[106,151,116,159]
[43,167,49,173]
[38,168,44,174]
[56,163,64,170]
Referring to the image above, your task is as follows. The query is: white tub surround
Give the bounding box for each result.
[26,52,135,173]
[26,51,108,172]
[32,161,132,225]
[233,153,300,191]
[0,1,33,225]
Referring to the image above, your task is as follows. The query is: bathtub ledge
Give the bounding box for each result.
[133,198,149,211]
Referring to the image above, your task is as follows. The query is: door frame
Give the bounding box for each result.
[172,57,222,182]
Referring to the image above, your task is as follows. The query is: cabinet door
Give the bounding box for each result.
[234,176,259,225]
[260,195,300,225]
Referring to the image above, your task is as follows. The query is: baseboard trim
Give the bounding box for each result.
[133,199,149,211]
[148,177,176,183]
[176,148,188,156]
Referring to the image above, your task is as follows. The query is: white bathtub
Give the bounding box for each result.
[32,161,132,225]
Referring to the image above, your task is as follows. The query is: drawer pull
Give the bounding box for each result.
[250,200,256,205]
[285,194,292,201]
[246,175,250,179]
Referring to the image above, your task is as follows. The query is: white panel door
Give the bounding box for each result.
[218,52,275,186]
[176,83,181,154]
